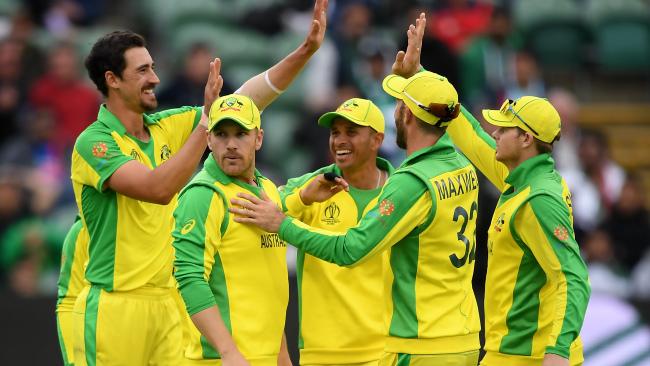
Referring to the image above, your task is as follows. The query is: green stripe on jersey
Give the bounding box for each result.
[84,286,101,366]
[202,251,231,359]
[397,353,412,366]
[127,134,157,168]
[348,185,382,221]
[388,231,420,338]
[296,249,306,349]
[499,249,546,355]
[81,186,118,291]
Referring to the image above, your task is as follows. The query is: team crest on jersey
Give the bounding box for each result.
[321,202,341,225]
[92,142,108,158]
[554,225,569,241]
[493,213,505,232]
[160,144,171,161]
[220,97,244,112]
[339,99,359,112]
[379,199,394,216]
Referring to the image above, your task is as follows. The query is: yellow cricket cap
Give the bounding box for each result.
[208,94,261,131]
[382,71,459,127]
[318,98,385,133]
[482,96,561,143]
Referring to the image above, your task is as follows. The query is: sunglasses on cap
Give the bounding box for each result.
[403,91,433,113]
[499,99,539,136]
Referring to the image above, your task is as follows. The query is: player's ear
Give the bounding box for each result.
[206,130,214,151]
[255,128,264,151]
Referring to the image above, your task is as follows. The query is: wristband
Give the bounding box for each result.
[265,71,284,94]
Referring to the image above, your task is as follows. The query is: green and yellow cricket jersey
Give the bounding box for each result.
[447,108,591,366]
[56,217,89,366]
[70,104,202,292]
[279,135,481,355]
[281,158,394,364]
[173,155,288,365]
[57,217,89,312]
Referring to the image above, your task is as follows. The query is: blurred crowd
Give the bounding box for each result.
[0,0,648,330]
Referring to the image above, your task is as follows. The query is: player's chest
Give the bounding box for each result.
[487,190,530,259]
[113,129,173,168]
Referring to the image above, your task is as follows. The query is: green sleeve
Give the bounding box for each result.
[279,172,431,266]
[173,185,219,316]
[72,128,133,191]
[516,195,591,358]
[446,106,509,191]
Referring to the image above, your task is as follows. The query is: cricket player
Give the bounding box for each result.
[56,217,89,366]
[281,98,393,365]
[446,99,591,366]
[172,94,290,365]
[391,13,590,364]
[70,1,328,362]
[230,70,482,366]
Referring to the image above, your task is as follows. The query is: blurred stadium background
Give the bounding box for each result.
[0,0,649,365]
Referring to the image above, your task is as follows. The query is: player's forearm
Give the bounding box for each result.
[545,265,590,356]
[148,121,208,203]
[191,306,240,357]
[447,107,508,190]
[238,45,314,110]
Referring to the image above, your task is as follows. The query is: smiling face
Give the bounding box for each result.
[111,47,160,113]
[329,118,381,172]
[207,120,263,182]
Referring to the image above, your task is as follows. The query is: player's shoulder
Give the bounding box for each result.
[74,120,114,149]
[147,106,201,123]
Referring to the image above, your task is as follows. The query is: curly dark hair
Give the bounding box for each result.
[84,30,146,96]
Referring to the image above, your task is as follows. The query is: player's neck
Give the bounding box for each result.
[341,159,383,190]
[105,97,149,140]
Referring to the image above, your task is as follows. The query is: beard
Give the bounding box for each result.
[140,98,158,113]
[395,114,407,149]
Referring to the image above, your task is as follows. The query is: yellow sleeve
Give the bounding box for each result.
[447,107,509,191]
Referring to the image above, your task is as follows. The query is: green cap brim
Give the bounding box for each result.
[209,116,256,131]
[481,109,518,128]
[382,74,407,99]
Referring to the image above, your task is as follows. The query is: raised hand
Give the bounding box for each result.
[392,12,426,78]
[299,173,349,206]
[203,58,224,117]
[303,0,329,55]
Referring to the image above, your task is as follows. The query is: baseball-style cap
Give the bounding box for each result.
[318,98,385,133]
[482,96,561,143]
[208,94,261,131]
[382,71,459,127]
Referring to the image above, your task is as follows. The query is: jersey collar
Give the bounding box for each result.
[203,154,265,194]
[97,104,159,136]
[504,153,555,189]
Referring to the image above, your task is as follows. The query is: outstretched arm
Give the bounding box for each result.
[237,0,328,110]
[230,173,430,267]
